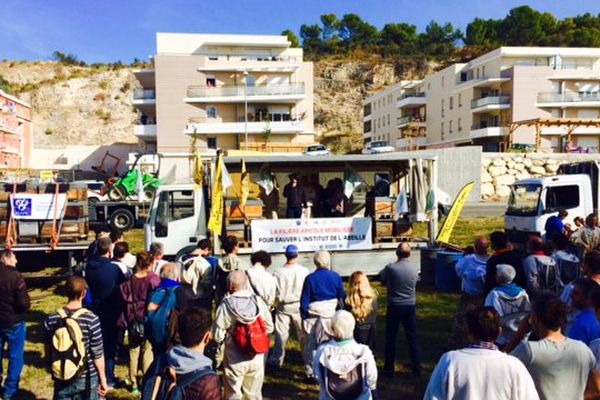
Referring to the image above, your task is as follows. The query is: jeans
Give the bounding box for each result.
[286,207,302,219]
[0,321,26,399]
[384,304,421,375]
[54,374,99,400]
[99,317,117,385]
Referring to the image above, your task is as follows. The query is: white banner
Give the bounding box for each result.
[10,193,68,220]
[251,217,372,253]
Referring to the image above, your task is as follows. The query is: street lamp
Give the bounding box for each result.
[244,70,248,151]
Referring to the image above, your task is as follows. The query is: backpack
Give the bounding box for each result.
[535,256,565,294]
[323,362,366,400]
[49,308,89,381]
[145,286,178,348]
[231,315,270,356]
[142,355,217,400]
[554,251,581,284]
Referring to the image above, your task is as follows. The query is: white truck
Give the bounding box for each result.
[144,154,442,276]
[505,161,599,242]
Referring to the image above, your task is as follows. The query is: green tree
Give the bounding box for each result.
[281,29,300,48]
[418,21,462,59]
[300,24,323,57]
[339,13,379,51]
[52,50,85,66]
[320,14,342,53]
[500,6,547,45]
[465,18,502,49]
[379,23,418,55]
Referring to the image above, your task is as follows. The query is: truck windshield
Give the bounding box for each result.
[506,184,541,216]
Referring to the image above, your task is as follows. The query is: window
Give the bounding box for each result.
[476,68,480,79]
[245,74,256,86]
[206,76,216,87]
[207,137,217,149]
[458,93,462,107]
[545,185,579,212]
[154,190,196,237]
[460,72,468,82]
[458,118,462,132]
[206,106,217,118]
[449,96,454,110]
[449,120,453,133]
[482,66,486,78]
[364,121,372,133]
[387,114,390,125]
[441,122,444,134]
[382,117,386,127]
[441,99,445,118]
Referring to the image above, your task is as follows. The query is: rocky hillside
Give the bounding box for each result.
[0,61,139,148]
[0,58,433,151]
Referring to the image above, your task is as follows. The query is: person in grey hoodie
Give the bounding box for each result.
[212,270,274,400]
[167,307,221,399]
[484,264,531,348]
[313,310,377,400]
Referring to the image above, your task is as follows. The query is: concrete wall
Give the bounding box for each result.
[412,146,482,202]
[30,143,141,174]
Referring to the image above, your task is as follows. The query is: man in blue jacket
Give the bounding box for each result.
[300,250,346,381]
[85,237,126,388]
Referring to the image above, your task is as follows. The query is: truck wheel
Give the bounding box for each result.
[107,185,126,201]
[110,208,135,231]
[143,188,156,202]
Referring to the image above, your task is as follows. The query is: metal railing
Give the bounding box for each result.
[471,96,510,109]
[133,89,156,100]
[187,83,305,98]
[188,113,303,124]
[397,116,426,125]
[537,92,600,103]
[471,123,502,130]
[397,92,426,101]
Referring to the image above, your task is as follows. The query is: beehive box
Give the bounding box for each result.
[225,199,264,219]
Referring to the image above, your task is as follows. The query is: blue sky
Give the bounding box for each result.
[1,1,598,63]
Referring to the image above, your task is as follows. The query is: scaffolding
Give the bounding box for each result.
[506,118,600,152]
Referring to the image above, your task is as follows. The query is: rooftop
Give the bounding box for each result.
[156,33,291,55]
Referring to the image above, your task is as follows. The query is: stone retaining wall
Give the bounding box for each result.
[481,153,600,200]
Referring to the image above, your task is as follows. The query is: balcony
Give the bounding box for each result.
[471,96,510,113]
[470,125,508,139]
[134,124,157,140]
[132,89,156,112]
[185,83,305,103]
[537,92,600,107]
[396,92,426,109]
[184,116,306,135]
[397,116,427,129]
[396,137,426,150]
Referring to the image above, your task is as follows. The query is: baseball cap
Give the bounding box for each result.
[285,244,299,258]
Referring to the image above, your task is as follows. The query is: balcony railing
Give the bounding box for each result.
[397,116,426,126]
[189,113,302,124]
[133,89,156,100]
[187,83,305,98]
[471,96,510,109]
[537,92,600,103]
[397,92,426,101]
[471,123,502,130]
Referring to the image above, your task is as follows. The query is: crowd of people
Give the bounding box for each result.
[4,208,600,399]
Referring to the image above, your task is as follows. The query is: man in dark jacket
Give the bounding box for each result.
[85,237,125,388]
[166,307,221,398]
[484,231,526,295]
[283,173,307,219]
[0,250,30,399]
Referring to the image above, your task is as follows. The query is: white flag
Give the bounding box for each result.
[343,165,364,199]
[221,161,232,190]
[395,186,408,215]
[255,163,274,195]
[136,166,144,203]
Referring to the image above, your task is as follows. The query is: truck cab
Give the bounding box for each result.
[505,174,593,242]
[144,184,207,256]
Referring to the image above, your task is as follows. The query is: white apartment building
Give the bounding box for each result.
[364,47,600,152]
[363,81,425,150]
[133,33,315,155]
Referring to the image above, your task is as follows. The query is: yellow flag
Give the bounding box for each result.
[207,154,224,235]
[193,153,204,186]
[240,158,249,210]
[436,182,474,245]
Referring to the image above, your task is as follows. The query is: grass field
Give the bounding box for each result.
[11,216,503,399]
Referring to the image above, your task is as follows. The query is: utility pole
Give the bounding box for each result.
[244,70,248,150]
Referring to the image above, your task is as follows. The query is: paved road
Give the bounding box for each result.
[461,202,506,217]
